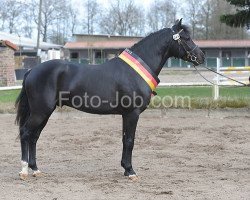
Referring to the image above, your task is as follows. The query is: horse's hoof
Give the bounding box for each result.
[128,174,139,182]
[19,172,28,180]
[32,170,43,177]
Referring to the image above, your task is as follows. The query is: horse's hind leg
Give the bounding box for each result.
[19,125,30,180]
[19,111,53,180]
[28,117,50,177]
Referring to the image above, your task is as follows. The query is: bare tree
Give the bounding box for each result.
[42,0,64,42]
[68,6,78,36]
[0,0,23,34]
[182,0,203,39]
[21,1,35,38]
[134,11,145,36]
[147,0,177,32]
[99,0,143,36]
[84,0,100,34]
[31,0,53,42]
[99,10,118,35]
[29,0,76,43]
[200,0,213,39]
[0,0,7,30]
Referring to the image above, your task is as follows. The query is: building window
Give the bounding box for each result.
[70,52,79,59]
[232,58,245,66]
[222,51,231,67]
[95,51,102,58]
[95,51,103,64]
[206,58,217,68]
[181,60,190,67]
[170,58,180,67]
[222,51,231,58]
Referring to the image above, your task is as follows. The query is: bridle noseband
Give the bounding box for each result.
[172,28,200,65]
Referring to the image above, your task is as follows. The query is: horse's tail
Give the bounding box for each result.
[15,70,31,129]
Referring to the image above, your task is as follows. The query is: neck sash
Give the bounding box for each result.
[118,49,160,91]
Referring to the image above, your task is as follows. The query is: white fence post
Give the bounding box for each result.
[213,57,220,100]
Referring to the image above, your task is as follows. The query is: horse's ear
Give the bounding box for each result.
[175,18,183,29]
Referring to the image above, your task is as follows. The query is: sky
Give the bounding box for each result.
[97,0,153,9]
[74,0,184,20]
[97,0,183,10]
[69,0,185,35]
[72,0,158,11]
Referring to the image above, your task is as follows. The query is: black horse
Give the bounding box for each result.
[15,19,205,180]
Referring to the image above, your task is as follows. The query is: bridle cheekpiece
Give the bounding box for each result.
[171,28,200,65]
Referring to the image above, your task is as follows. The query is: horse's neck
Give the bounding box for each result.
[131,29,172,76]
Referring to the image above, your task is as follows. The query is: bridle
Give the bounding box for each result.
[171,28,200,65]
[171,28,248,86]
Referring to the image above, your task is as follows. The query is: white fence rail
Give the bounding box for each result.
[213,58,250,100]
[0,85,22,91]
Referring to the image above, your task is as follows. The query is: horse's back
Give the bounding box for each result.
[25,59,93,88]
[24,59,119,109]
[25,58,147,91]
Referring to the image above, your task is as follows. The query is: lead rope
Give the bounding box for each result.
[193,65,215,85]
[193,64,249,87]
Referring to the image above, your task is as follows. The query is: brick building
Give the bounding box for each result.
[0,40,18,86]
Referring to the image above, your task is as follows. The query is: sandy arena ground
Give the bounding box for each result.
[0,109,249,200]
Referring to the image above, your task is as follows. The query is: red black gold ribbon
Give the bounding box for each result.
[118,49,160,91]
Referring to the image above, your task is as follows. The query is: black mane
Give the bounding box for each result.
[130,28,169,51]
[131,24,191,52]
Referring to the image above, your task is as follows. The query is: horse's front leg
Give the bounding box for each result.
[121,110,139,181]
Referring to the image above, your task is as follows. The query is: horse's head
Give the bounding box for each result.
[170,19,205,66]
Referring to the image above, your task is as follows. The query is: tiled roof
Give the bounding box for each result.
[64,40,138,49]
[195,40,250,48]
[0,40,18,50]
[64,39,250,49]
